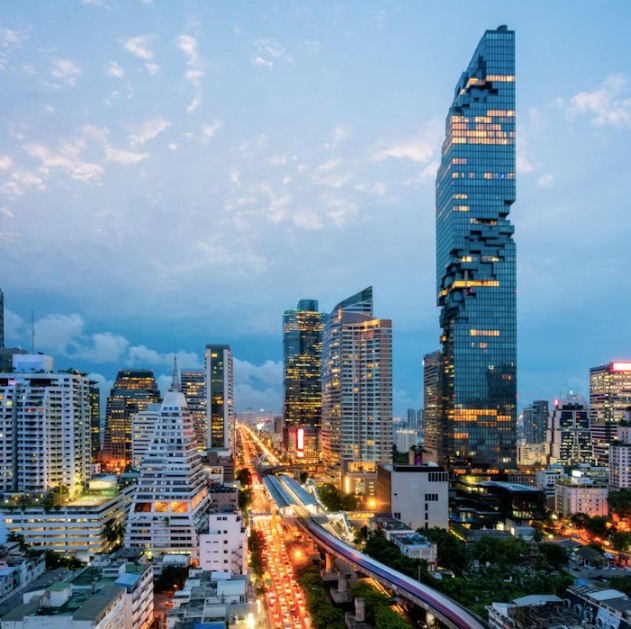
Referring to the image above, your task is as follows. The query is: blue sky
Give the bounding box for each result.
[1,0,630,416]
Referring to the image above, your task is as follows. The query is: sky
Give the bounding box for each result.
[1,0,631,417]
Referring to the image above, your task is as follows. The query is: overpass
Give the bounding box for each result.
[297,516,489,629]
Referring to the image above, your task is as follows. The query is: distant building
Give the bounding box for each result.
[102,370,161,470]
[545,401,593,465]
[131,403,161,471]
[180,368,207,452]
[523,400,548,444]
[321,288,393,499]
[591,362,631,465]
[285,426,319,463]
[517,442,546,466]
[423,351,441,463]
[535,465,563,498]
[395,429,419,454]
[407,408,423,432]
[199,510,247,575]
[377,464,449,530]
[89,381,101,462]
[0,355,91,497]
[205,345,235,452]
[0,288,3,348]
[610,421,631,490]
[555,473,608,518]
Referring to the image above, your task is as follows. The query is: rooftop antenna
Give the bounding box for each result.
[31,310,34,354]
[170,355,180,392]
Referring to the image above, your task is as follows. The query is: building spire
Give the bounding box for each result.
[170,355,180,392]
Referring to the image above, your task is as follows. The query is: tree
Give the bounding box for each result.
[609,576,631,596]
[538,543,569,570]
[354,525,369,547]
[248,529,266,579]
[318,483,361,512]
[238,487,253,514]
[235,468,252,486]
[611,531,631,553]
[570,513,591,530]
[155,566,189,593]
[588,541,605,554]
[299,471,309,484]
[422,527,470,574]
[584,516,613,539]
[103,523,125,549]
[44,550,84,571]
[7,533,28,553]
[609,489,631,520]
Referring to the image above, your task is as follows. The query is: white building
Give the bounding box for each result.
[199,510,247,575]
[535,465,563,497]
[377,463,449,530]
[205,345,235,452]
[555,473,609,518]
[395,430,419,454]
[125,367,210,560]
[0,355,91,497]
[517,442,546,466]
[609,423,631,490]
[131,404,161,471]
[390,532,437,571]
[2,476,134,563]
[0,582,126,629]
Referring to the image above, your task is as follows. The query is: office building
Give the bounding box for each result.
[321,287,393,498]
[517,442,546,466]
[535,465,563,498]
[0,288,3,349]
[205,345,234,452]
[131,403,161,471]
[556,474,608,518]
[545,400,593,465]
[377,464,449,530]
[609,422,631,490]
[591,362,631,465]
[181,368,207,452]
[89,381,101,462]
[0,354,91,497]
[102,370,161,470]
[395,429,420,454]
[2,476,134,562]
[285,425,319,463]
[423,351,441,462]
[406,408,423,432]
[283,299,326,460]
[199,510,247,574]
[435,25,517,468]
[523,400,549,444]
[124,369,210,559]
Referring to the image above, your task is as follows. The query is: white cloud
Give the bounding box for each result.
[177,35,198,65]
[569,74,631,127]
[35,314,85,354]
[23,141,103,183]
[376,123,441,162]
[1,170,45,196]
[1,206,13,217]
[50,58,81,86]
[234,383,281,414]
[128,117,170,146]
[0,26,28,71]
[234,358,282,385]
[266,155,287,166]
[168,142,180,151]
[186,69,203,88]
[186,97,201,113]
[538,174,554,187]
[122,35,154,60]
[404,161,439,186]
[74,333,130,363]
[106,61,125,78]
[251,57,273,69]
[127,346,202,369]
[201,121,221,142]
[516,155,535,173]
[144,62,160,75]
[104,145,148,164]
[0,155,12,169]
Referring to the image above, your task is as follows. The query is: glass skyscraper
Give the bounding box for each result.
[205,344,234,452]
[523,400,549,445]
[283,299,326,459]
[181,368,207,452]
[435,25,517,468]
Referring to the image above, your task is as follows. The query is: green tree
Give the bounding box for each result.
[44,550,84,571]
[248,529,266,579]
[421,527,470,574]
[609,489,631,520]
[584,516,613,539]
[611,531,631,553]
[354,525,369,547]
[318,483,361,511]
[609,576,631,596]
[537,543,569,570]
[235,468,252,486]
[570,512,591,529]
[587,541,605,554]
[155,566,189,593]
[7,532,28,553]
[299,471,309,484]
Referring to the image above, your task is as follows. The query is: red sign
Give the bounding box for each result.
[612,362,631,372]
[297,428,304,453]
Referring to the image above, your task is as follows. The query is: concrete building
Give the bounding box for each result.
[130,404,161,471]
[180,369,206,453]
[207,486,238,513]
[545,400,593,465]
[205,345,235,453]
[321,288,393,499]
[89,382,101,462]
[0,355,91,497]
[2,476,135,563]
[522,400,549,445]
[555,473,609,518]
[390,533,437,571]
[0,348,27,371]
[394,429,419,454]
[517,442,546,466]
[376,463,449,530]
[0,540,45,598]
[199,510,247,575]
[0,582,126,629]
[610,422,631,490]
[535,465,563,498]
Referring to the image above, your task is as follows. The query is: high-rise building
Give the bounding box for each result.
[125,368,210,559]
[590,362,631,465]
[283,299,326,460]
[609,419,631,490]
[181,368,207,452]
[0,288,4,349]
[523,400,549,445]
[131,403,162,471]
[0,354,91,497]
[205,345,234,452]
[89,381,101,462]
[102,370,161,470]
[545,401,593,465]
[321,287,392,498]
[423,351,442,461]
[435,25,517,469]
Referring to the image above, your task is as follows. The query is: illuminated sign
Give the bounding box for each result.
[554,399,560,408]
[612,362,631,372]
[297,428,304,453]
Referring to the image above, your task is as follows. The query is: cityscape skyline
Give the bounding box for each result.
[2,2,631,417]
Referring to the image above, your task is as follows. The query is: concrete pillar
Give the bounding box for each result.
[408,449,415,465]
[325,553,335,571]
[337,571,347,592]
[355,597,365,622]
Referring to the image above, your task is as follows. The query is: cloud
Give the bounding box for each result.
[569,74,631,127]
[201,121,221,142]
[1,170,45,196]
[105,61,125,78]
[23,141,103,183]
[104,145,148,164]
[74,333,130,363]
[50,58,81,86]
[516,155,535,173]
[177,34,198,65]
[234,358,282,385]
[234,383,281,414]
[122,35,154,60]
[252,57,273,69]
[252,38,292,67]
[376,122,441,162]
[0,26,28,71]
[404,161,439,186]
[128,117,170,145]
[144,62,159,75]
[1,206,13,217]
[538,174,553,187]
[35,314,85,354]
[127,346,202,369]
[0,155,12,169]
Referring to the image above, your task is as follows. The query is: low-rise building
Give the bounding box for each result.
[555,473,609,517]
[389,533,437,571]
[208,486,239,513]
[517,442,546,466]
[0,541,45,599]
[367,514,414,540]
[565,584,631,629]
[394,430,419,455]
[377,463,449,530]
[488,594,578,629]
[0,582,126,629]
[199,510,247,575]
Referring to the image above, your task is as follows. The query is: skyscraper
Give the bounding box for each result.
[423,351,442,461]
[590,362,631,464]
[102,370,162,469]
[545,400,592,465]
[181,368,207,452]
[205,344,234,452]
[0,288,4,349]
[321,287,392,498]
[283,299,326,460]
[523,400,549,445]
[89,381,101,462]
[435,25,517,469]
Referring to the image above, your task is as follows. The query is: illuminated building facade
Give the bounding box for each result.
[89,381,101,461]
[181,368,207,452]
[523,400,549,445]
[0,288,3,348]
[283,299,326,460]
[205,345,234,452]
[285,426,319,463]
[321,287,392,498]
[435,26,517,469]
[545,401,593,465]
[590,362,631,465]
[423,351,442,461]
[102,370,161,469]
